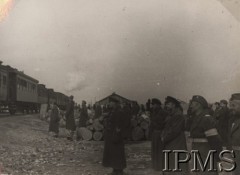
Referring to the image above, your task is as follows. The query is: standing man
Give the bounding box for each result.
[228,93,240,175]
[102,98,127,175]
[77,100,89,141]
[161,96,188,174]
[186,95,222,175]
[49,102,60,138]
[79,100,88,127]
[149,98,167,171]
[213,102,221,120]
[65,95,76,141]
[217,99,229,147]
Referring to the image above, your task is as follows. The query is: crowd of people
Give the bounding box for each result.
[47,93,240,175]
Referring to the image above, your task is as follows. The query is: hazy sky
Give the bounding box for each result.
[0,0,240,104]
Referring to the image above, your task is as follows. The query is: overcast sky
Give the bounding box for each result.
[0,0,240,104]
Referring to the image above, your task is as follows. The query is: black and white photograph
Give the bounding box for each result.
[0,0,240,174]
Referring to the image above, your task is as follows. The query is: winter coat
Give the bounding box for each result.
[102,107,127,170]
[49,106,60,133]
[161,109,188,174]
[65,100,76,131]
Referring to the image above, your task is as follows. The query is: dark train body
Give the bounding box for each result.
[0,61,69,114]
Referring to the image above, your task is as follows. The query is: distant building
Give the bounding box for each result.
[95,92,134,106]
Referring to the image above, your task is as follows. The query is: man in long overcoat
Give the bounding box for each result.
[65,95,76,141]
[216,99,230,147]
[161,96,188,174]
[49,102,60,137]
[228,93,240,175]
[79,100,88,127]
[149,98,167,171]
[102,98,128,175]
[186,95,222,175]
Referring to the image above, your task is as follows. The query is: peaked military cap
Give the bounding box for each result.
[230,93,240,101]
[151,98,161,105]
[191,95,208,108]
[165,96,180,107]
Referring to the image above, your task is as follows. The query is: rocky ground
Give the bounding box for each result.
[0,114,233,175]
[0,114,156,175]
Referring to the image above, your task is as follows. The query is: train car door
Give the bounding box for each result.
[8,72,17,114]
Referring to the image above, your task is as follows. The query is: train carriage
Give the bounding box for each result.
[8,68,39,114]
[55,92,67,110]
[0,61,70,114]
[0,63,9,111]
[37,84,48,104]
[48,88,57,105]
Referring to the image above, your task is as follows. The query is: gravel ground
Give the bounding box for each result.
[0,114,156,175]
[0,114,233,175]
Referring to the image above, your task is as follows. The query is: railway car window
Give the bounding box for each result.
[32,84,36,93]
[3,76,7,86]
[17,78,20,89]
[28,83,30,92]
[21,79,27,91]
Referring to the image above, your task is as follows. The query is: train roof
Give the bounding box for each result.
[1,64,39,83]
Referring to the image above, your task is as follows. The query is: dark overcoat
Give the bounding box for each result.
[49,106,60,133]
[161,109,188,174]
[65,100,76,131]
[229,114,240,174]
[79,107,88,127]
[149,108,167,171]
[217,107,229,146]
[102,107,127,170]
[187,112,222,175]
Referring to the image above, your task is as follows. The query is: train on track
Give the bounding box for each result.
[0,61,69,114]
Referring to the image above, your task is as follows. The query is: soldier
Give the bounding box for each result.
[186,95,222,175]
[161,96,188,174]
[217,99,229,147]
[213,102,221,120]
[79,100,88,127]
[49,102,60,137]
[228,93,240,175]
[65,95,76,141]
[146,99,151,112]
[94,103,102,118]
[102,97,127,175]
[77,100,89,141]
[149,98,167,171]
